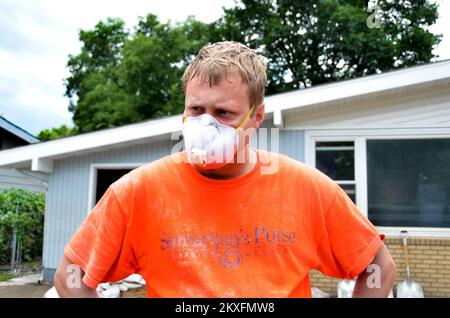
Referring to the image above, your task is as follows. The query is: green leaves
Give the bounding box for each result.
[0,188,45,214]
[213,0,441,94]
[0,189,45,264]
[64,15,212,134]
[36,125,76,141]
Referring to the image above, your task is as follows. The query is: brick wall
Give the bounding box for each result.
[309,236,450,298]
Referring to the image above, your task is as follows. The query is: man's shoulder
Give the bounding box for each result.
[257,149,318,175]
[130,151,184,178]
[110,152,185,190]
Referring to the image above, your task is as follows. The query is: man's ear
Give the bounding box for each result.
[253,103,265,129]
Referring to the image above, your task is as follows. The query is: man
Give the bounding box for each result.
[54,41,395,298]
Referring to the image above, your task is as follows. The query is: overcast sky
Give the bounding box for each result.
[0,0,449,136]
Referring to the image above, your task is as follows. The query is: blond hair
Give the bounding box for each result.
[182,41,267,110]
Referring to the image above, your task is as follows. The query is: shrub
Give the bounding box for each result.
[0,188,45,264]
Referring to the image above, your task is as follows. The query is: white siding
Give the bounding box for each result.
[285,84,450,130]
[0,168,47,192]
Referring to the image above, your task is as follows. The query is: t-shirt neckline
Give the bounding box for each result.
[180,149,262,186]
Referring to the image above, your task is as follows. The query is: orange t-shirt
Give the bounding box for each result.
[64,150,384,297]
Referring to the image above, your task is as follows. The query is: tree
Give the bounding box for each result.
[65,18,131,133]
[64,15,212,133]
[37,125,76,141]
[212,0,441,95]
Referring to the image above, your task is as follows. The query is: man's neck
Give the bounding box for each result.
[193,148,257,180]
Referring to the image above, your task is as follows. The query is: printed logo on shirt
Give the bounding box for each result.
[160,225,296,268]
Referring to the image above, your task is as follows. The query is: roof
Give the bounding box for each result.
[264,59,450,114]
[0,116,40,144]
[1,60,450,173]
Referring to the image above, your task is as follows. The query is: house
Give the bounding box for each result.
[0,60,449,296]
[0,116,47,192]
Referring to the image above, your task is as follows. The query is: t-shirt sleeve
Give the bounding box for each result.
[63,186,138,289]
[314,184,385,280]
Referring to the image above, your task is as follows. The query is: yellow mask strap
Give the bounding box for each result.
[236,105,255,132]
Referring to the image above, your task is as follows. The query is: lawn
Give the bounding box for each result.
[0,272,15,282]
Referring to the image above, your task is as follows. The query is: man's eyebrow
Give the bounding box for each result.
[215,107,236,113]
[186,103,205,108]
[215,103,239,111]
[186,101,240,112]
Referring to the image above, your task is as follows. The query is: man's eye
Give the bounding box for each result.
[191,107,203,113]
[217,110,231,117]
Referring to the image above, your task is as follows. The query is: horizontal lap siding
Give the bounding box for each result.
[0,168,47,193]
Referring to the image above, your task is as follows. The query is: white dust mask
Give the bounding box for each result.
[182,106,254,170]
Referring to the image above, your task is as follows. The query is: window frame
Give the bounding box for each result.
[305,128,450,237]
[87,163,146,214]
[311,137,361,208]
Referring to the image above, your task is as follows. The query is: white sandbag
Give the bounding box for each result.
[44,286,60,298]
[123,274,146,285]
[123,281,143,289]
[96,285,104,295]
[119,283,129,292]
[98,284,121,298]
[311,287,330,298]
[337,280,355,298]
[98,282,111,290]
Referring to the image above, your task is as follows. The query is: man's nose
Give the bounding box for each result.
[200,114,217,125]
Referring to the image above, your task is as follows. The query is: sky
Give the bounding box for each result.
[0,0,449,136]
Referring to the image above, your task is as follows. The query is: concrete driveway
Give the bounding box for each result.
[0,273,50,298]
[0,283,49,298]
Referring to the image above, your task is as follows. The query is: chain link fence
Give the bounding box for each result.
[0,227,22,272]
[0,205,43,274]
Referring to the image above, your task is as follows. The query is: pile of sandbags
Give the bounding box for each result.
[97,274,146,298]
[44,274,146,298]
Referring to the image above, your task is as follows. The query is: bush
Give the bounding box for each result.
[0,188,45,264]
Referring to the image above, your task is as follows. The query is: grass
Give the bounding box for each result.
[0,272,15,282]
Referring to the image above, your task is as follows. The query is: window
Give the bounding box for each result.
[95,169,132,203]
[367,139,450,227]
[315,141,356,203]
